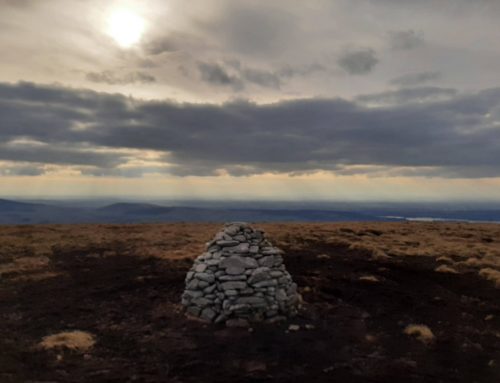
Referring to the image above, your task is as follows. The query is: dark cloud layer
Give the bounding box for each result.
[0,81,499,178]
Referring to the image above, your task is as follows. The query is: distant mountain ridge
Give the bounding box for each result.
[0,199,394,225]
[1,198,499,225]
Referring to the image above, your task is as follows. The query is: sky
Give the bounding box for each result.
[1,0,500,201]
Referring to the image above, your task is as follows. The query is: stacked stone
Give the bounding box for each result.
[181,222,299,325]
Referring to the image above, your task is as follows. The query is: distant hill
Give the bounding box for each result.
[0,199,396,225]
[1,198,500,225]
[0,199,42,212]
[0,199,91,225]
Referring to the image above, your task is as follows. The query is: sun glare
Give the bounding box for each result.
[107,9,145,48]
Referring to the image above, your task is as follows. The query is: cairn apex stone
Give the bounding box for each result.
[181,223,300,326]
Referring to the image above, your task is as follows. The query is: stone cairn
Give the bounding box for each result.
[181,222,300,325]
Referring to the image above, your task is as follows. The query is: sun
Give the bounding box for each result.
[107,9,145,48]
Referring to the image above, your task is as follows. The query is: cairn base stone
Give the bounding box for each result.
[181,222,299,325]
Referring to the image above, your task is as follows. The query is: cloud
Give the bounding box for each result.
[0,0,34,7]
[278,63,326,78]
[389,30,425,50]
[85,71,156,85]
[241,68,281,89]
[356,87,457,106]
[197,61,282,90]
[338,48,378,75]
[0,163,45,176]
[143,31,208,55]
[207,3,299,56]
[0,81,499,178]
[197,62,243,89]
[0,141,127,168]
[390,71,442,87]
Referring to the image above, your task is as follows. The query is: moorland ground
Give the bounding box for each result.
[0,222,499,382]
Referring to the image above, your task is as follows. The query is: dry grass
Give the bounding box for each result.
[359,275,380,282]
[404,324,435,344]
[0,221,499,287]
[39,331,95,351]
[0,255,50,275]
[478,268,500,288]
[435,265,459,274]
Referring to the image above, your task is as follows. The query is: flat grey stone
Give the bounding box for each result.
[278,276,291,284]
[183,290,203,299]
[265,316,286,324]
[249,245,259,254]
[220,255,258,270]
[234,243,250,253]
[226,266,245,275]
[248,267,271,284]
[221,281,247,290]
[236,296,266,305]
[185,271,194,281]
[219,275,247,281]
[224,225,241,236]
[202,252,213,259]
[198,280,209,289]
[253,279,278,288]
[276,288,287,301]
[204,284,216,294]
[229,303,250,312]
[195,272,215,283]
[194,263,207,273]
[258,256,275,267]
[201,307,217,321]
[186,279,199,290]
[261,247,281,255]
[191,297,212,306]
[240,287,255,295]
[216,240,240,247]
[224,289,238,297]
[274,256,284,266]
